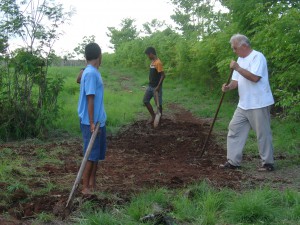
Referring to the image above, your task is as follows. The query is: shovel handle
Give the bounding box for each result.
[200,69,234,157]
[154,90,160,107]
[66,122,100,208]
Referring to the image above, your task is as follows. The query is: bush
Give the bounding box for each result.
[0,50,64,140]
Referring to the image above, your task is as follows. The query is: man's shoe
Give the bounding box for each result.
[258,164,274,172]
[219,161,240,170]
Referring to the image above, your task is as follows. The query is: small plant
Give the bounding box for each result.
[127,188,169,221]
[33,212,55,224]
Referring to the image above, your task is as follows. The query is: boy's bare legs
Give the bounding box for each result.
[145,103,155,123]
[82,161,93,195]
[89,162,98,192]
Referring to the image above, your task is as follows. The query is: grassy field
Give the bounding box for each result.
[2,65,297,224]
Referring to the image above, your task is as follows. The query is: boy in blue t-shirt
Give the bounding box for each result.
[78,43,107,195]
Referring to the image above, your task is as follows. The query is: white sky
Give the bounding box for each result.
[54,0,175,55]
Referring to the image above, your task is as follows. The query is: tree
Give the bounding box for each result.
[0,0,74,140]
[107,18,139,50]
[142,19,168,35]
[170,0,227,38]
[73,35,96,59]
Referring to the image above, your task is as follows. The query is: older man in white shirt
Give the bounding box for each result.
[220,34,275,171]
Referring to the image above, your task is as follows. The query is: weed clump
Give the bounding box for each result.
[225,189,277,223]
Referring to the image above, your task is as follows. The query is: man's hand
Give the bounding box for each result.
[90,122,95,133]
[230,60,240,71]
[222,83,230,92]
[222,80,238,92]
[154,86,160,93]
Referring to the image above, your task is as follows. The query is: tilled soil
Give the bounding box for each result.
[100,112,241,194]
[1,104,297,224]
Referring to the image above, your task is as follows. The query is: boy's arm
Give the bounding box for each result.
[155,71,165,92]
[76,69,84,84]
[87,95,95,132]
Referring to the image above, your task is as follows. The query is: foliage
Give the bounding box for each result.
[170,0,228,38]
[73,35,96,59]
[107,18,139,51]
[0,0,73,140]
[105,0,300,119]
[249,1,300,118]
[142,19,168,35]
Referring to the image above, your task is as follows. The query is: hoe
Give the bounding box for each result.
[200,69,234,157]
[66,122,100,208]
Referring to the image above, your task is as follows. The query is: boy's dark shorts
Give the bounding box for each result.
[143,86,163,105]
[80,123,107,162]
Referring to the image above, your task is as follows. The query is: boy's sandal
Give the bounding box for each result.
[219,161,240,170]
[258,164,274,172]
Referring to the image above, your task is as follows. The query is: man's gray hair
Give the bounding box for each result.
[230,34,251,47]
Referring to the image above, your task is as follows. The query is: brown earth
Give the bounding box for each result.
[0,104,298,224]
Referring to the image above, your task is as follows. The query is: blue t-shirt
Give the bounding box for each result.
[78,65,107,127]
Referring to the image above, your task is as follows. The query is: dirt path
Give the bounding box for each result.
[1,104,299,224]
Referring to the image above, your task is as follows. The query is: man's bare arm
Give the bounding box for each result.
[230,61,261,83]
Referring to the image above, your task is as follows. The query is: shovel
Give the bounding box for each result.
[66,122,100,208]
[153,91,161,128]
[199,69,234,157]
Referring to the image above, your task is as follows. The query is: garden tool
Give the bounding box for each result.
[153,91,161,128]
[199,69,234,157]
[66,122,100,208]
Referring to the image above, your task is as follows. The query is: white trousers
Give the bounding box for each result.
[227,106,274,166]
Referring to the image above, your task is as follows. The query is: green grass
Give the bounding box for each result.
[126,188,170,220]
[75,211,124,225]
[32,212,55,224]
[74,182,300,225]
[225,189,278,224]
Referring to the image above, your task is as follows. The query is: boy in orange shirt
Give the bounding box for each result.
[143,47,165,124]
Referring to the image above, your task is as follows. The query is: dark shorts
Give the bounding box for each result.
[143,86,163,105]
[80,123,107,162]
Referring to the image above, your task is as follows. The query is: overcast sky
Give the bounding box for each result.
[54,0,175,55]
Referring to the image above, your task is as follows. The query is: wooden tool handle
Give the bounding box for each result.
[66,122,100,208]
